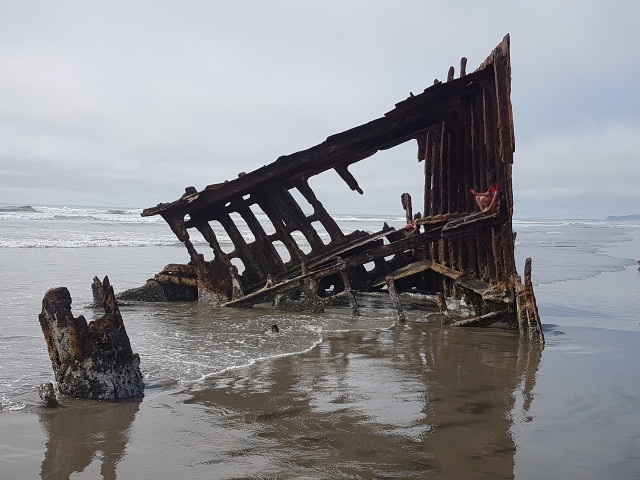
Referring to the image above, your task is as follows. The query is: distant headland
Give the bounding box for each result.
[0,205,37,213]
[605,214,640,221]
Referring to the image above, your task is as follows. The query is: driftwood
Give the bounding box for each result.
[131,35,543,343]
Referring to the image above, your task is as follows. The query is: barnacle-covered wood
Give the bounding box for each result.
[140,34,544,343]
[39,276,144,399]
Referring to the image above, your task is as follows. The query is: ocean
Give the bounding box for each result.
[1,204,639,479]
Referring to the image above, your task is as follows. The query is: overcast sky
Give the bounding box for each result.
[1,1,638,219]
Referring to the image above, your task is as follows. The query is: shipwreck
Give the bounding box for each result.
[135,35,543,343]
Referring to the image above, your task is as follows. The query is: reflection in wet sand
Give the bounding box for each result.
[39,399,139,480]
[406,323,542,478]
[33,313,542,479]
[186,320,542,479]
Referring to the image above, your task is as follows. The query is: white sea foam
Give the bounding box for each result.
[0,236,181,249]
[0,397,26,412]
[0,205,157,223]
[193,335,325,385]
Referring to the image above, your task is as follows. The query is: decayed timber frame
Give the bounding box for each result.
[141,35,544,343]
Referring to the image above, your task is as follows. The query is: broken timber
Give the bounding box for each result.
[139,34,544,343]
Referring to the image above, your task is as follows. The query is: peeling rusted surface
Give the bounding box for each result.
[39,276,145,399]
[139,35,544,343]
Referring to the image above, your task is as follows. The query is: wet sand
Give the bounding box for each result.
[0,318,564,479]
[2,271,640,479]
[3,321,640,479]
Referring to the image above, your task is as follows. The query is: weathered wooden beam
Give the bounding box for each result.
[296,180,345,243]
[516,257,544,343]
[335,165,364,194]
[492,36,514,164]
[301,228,389,272]
[371,260,431,288]
[340,262,359,317]
[416,132,427,162]
[423,129,433,217]
[431,125,442,217]
[192,220,227,261]
[160,263,197,277]
[439,121,448,215]
[155,273,198,287]
[401,193,413,225]
[441,211,506,238]
[450,311,506,327]
[162,214,200,263]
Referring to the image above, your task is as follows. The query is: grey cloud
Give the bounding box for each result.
[1,1,639,218]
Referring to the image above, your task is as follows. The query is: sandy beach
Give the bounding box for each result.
[3,296,640,479]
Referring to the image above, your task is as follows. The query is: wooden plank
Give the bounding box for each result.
[423,129,432,217]
[304,227,395,271]
[492,36,514,164]
[371,260,431,287]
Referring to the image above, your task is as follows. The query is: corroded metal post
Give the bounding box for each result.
[386,276,406,323]
[340,262,359,317]
[517,258,544,343]
[39,276,144,399]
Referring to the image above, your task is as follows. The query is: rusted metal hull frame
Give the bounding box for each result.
[140,35,544,343]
